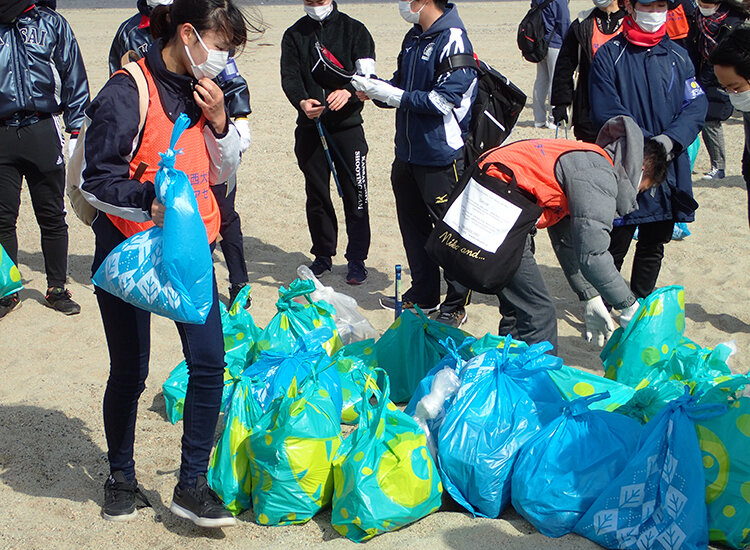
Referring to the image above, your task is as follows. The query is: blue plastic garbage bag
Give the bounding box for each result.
[574,389,722,550]
[511,393,642,538]
[92,113,213,324]
[437,338,564,518]
[242,327,343,419]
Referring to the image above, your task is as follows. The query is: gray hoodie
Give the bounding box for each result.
[548,115,643,310]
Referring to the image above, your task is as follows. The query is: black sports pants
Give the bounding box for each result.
[294,124,370,263]
[0,117,68,288]
[211,177,249,285]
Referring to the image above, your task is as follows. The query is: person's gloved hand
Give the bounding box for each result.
[351,75,404,107]
[584,296,616,347]
[552,105,568,125]
[234,117,251,153]
[66,136,78,160]
[619,300,641,329]
[651,134,675,161]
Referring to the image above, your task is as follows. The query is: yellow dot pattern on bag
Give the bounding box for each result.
[697,425,730,504]
[353,516,362,526]
[703,455,714,468]
[353,451,364,462]
[286,436,340,507]
[724,505,736,518]
[337,524,348,536]
[363,347,373,355]
[741,481,750,504]
[236,332,244,341]
[257,339,271,352]
[641,347,661,366]
[737,414,750,437]
[376,434,434,509]
[676,313,685,332]
[258,513,269,524]
[362,466,373,475]
[387,402,398,411]
[9,265,21,282]
[265,434,273,445]
[340,508,349,519]
[280,315,290,331]
[287,513,296,521]
[573,382,595,397]
[313,318,322,328]
[318,388,329,399]
[677,289,685,308]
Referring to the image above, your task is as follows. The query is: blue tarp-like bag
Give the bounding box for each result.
[574,390,721,550]
[511,393,642,538]
[437,339,564,518]
[92,113,213,324]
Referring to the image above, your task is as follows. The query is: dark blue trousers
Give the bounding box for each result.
[211,177,248,285]
[92,214,224,487]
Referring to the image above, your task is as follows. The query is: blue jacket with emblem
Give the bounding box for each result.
[0,4,89,132]
[589,34,708,224]
[108,0,251,118]
[388,4,477,167]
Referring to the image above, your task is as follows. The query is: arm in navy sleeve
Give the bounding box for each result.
[660,55,708,151]
[220,72,252,118]
[588,42,633,130]
[108,18,130,75]
[55,15,90,132]
[81,75,156,221]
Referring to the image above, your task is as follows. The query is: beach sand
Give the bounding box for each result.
[1,1,747,548]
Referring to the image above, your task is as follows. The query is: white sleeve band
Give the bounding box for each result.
[429,90,454,116]
[204,121,241,186]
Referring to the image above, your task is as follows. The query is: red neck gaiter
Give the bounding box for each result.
[622,15,666,47]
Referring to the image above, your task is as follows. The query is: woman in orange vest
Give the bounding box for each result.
[80,0,248,527]
[551,0,626,142]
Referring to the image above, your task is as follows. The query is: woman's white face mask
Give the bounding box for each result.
[304,3,333,21]
[146,0,173,7]
[633,8,667,33]
[184,26,229,80]
[729,89,750,112]
[698,4,718,16]
[399,0,425,24]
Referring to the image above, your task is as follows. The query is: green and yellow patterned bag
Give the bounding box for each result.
[0,244,23,298]
[331,370,443,542]
[248,367,342,526]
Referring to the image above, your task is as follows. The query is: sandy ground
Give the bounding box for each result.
[1,1,748,548]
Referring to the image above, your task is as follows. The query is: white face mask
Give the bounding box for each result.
[399,0,424,24]
[730,89,750,112]
[304,3,333,21]
[184,26,229,80]
[698,4,718,16]
[633,9,667,33]
[593,0,615,9]
[146,0,173,7]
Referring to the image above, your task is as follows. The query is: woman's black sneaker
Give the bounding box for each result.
[0,293,20,319]
[227,282,252,309]
[102,471,151,522]
[346,261,368,285]
[170,475,237,528]
[45,287,81,315]
[309,256,332,277]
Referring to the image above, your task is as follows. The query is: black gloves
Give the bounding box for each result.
[552,105,569,125]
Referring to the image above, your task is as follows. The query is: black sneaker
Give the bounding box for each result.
[309,257,332,277]
[346,261,368,285]
[170,475,237,528]
[228,283,252,309]
[45,287,80,315]
[379,295,439,314]
[435,308,468,328]
[0,293,20,320]
[102,471,151,522]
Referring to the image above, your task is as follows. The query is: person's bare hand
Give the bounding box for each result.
[355,91,370,102]
[300,98,326,119]
[194,78,227,133]
[326,89,352,111]
[151,198,166,228]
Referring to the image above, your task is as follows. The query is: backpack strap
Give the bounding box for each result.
[121,61,149,136]
[436,53,478,76]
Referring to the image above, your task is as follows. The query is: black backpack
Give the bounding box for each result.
[517,0,555,63]
[436,53,527,166]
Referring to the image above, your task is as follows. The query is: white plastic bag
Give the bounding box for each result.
[413,366,461,460]
[297,265,378,345]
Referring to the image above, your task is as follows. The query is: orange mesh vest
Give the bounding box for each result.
[108,58,220,242]
[477,140,613,229]
[666,5,690,40]
[591,19,623,56]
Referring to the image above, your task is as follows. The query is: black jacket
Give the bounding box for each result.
[280,2,375,130]
[551,7,625,142]
[0,4,89,131]
[687,5,745,121]
[108,0,251,118]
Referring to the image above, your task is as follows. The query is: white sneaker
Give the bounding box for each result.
[534,121,555,130]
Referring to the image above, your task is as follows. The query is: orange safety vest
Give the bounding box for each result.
[666,4,690,40]
[591,18,623,57]
[108,58,221,242]
[477,140,613,229]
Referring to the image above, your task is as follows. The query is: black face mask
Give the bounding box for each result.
[0,0,34,23]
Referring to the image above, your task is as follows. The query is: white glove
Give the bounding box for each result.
[584,296,616,347]
[351,75,404,108]
[66,137,78,161]
[619,300,641,329]
[234,117,251,153]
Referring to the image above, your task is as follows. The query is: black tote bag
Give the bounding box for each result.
[425,160,543,295]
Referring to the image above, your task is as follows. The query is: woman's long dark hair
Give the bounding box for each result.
[150,0,265,51]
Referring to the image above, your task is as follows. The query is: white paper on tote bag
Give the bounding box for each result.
[442,177,522,253]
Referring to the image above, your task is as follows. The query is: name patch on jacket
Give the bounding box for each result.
[20,27,47,46]
[683,77,704,102]
[421,43,435,61]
